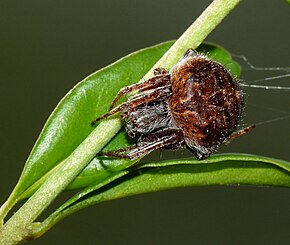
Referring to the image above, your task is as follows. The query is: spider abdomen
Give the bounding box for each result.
[169,55,242,156]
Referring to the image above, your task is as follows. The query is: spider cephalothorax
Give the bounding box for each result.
[92,49,254,160]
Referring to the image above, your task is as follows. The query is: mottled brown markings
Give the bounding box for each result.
[93,50,253,160]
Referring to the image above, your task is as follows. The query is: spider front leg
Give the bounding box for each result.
[109,72,170,109]
[98,128,183,160]
[91,84,172,125]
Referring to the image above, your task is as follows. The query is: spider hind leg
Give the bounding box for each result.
[98,128,183,160]
[228,124,255,141]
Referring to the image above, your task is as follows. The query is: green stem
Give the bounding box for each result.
[144,0,241,79]
[0,119,122,244]
[0,0,241,244]
[0,197,17,228]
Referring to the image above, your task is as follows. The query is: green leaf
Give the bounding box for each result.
[33,153,290,237]
[62,154,290,211]
[13,41,241,202]
[71,154,290,208]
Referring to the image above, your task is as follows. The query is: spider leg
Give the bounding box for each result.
[91,85,172,125]
[100,144,137,155]
[228,124,255,141]
[110,73,170,109]
[99,128,183,160]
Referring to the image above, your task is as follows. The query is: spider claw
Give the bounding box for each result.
[91,115,108,126]
[91,118,99,126]
[91,114,108,126]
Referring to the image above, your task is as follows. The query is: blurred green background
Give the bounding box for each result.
[0,0,289,244]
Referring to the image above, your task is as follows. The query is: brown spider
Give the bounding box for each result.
[92,49,254,160]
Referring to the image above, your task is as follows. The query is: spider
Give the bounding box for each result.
[92,49,254,160]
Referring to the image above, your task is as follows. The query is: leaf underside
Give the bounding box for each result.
[67,154,290,211]
[36,153,289,234]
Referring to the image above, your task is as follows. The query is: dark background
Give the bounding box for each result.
[0,0,289,244]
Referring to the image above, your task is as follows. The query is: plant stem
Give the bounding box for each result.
[0,0,241,243]
[0,119,122,244]
[144,0,241,79]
